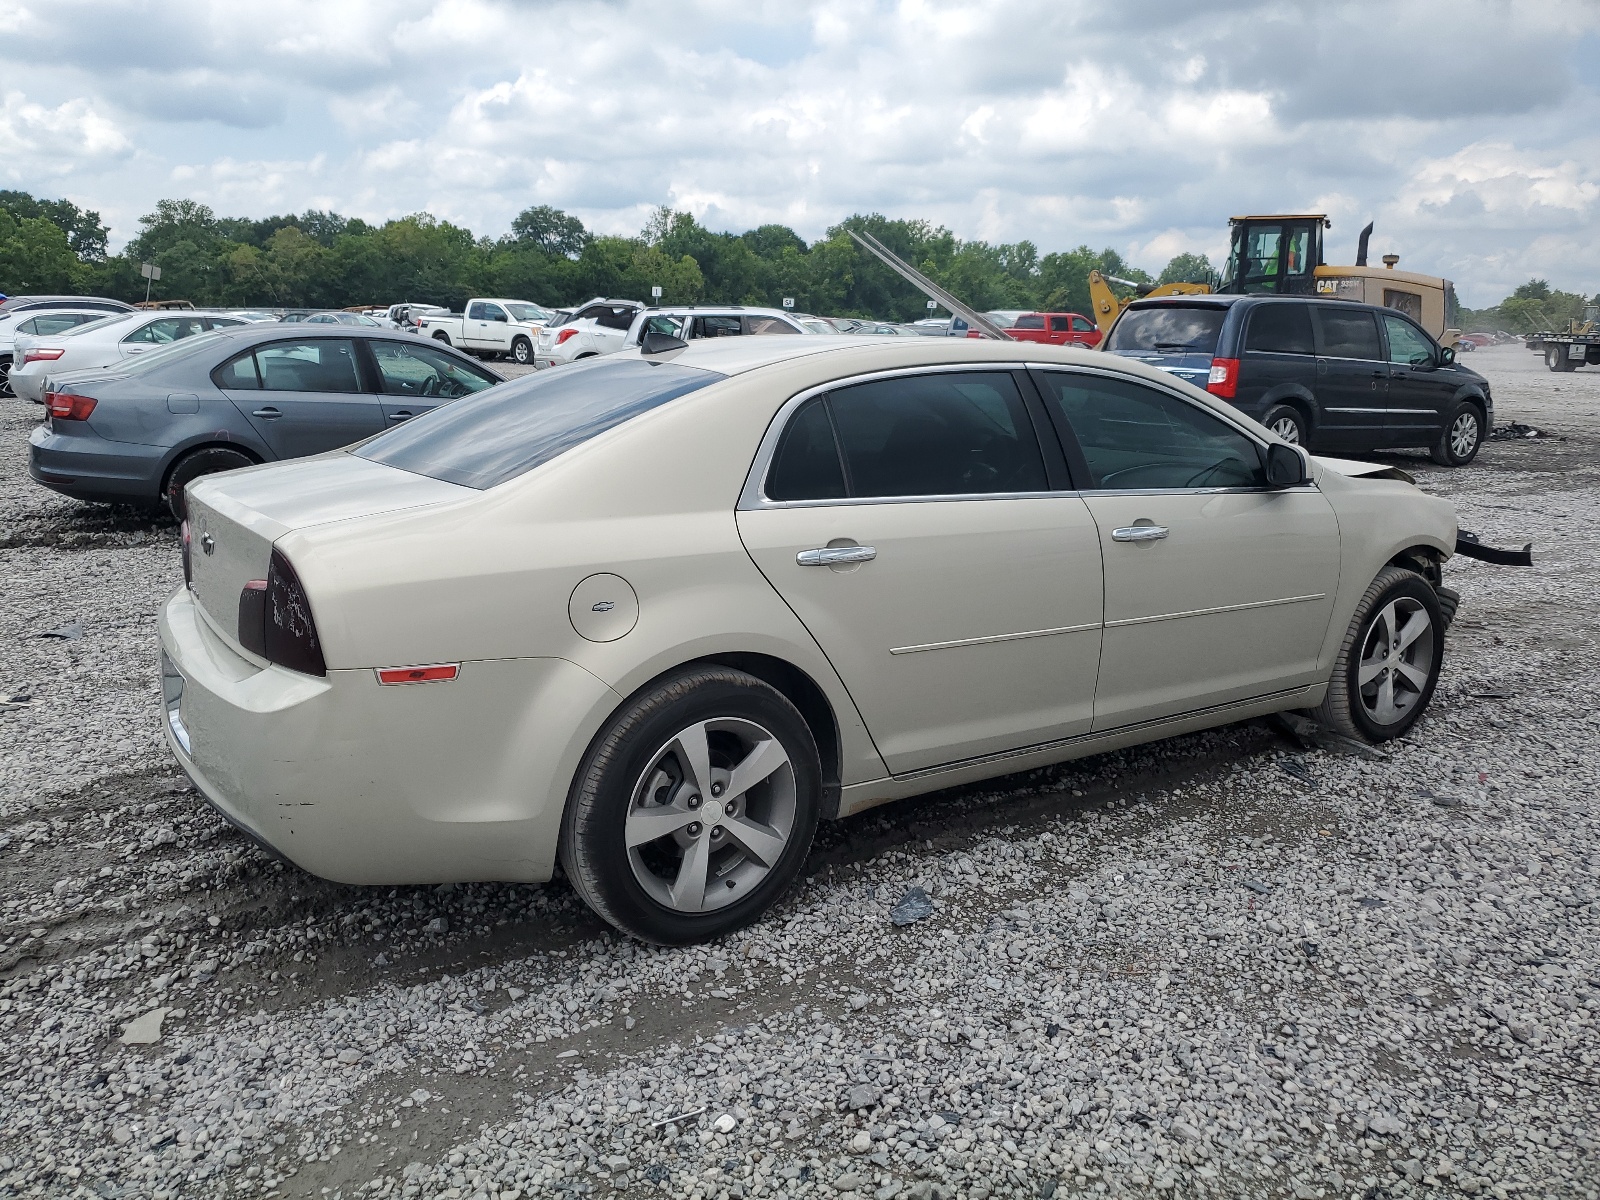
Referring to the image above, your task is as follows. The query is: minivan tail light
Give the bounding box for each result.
[23,347,66,364]
[1206,357,1240,400]
[555,328,581,345]
[260,550,325,676]
[46,392,97,420]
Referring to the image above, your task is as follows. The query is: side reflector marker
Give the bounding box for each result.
[376,664,460,685]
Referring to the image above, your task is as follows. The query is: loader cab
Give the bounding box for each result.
[1220,215,1329,296]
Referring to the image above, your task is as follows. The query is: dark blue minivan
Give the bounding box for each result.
[1103,295,1493,466]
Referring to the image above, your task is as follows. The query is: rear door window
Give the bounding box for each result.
[1312,307,1382,360]
[824,371,1047,498]
[1104,306,1226,354]
[214,351,261,390]
[356,357,725,489]
[1049,316,1072,332]
[254,339,364,393]
[1035,372,1266,491]
[1245,303,1315,355]
[124,316,208,344]
[765,396,847,502]
[693,315,743,338]
[596,305,638,331]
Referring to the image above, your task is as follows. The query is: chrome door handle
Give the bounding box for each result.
[389,410,413,421]
[251,407,282,419]
[1111,525,1168,543]
[796,545,876,566]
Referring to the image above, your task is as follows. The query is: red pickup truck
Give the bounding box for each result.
[1006,312,1102,347]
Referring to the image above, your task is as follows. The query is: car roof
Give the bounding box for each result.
[0,295,135,315]
[637,333,1165,379]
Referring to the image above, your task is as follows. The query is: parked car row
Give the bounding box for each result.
[1,294,137,397]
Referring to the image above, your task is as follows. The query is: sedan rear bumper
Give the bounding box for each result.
[158,586,618,885]
[29,423,165,502]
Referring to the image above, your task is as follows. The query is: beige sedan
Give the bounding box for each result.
[160,337,1458,943]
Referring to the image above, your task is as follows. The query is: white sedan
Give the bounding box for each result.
[10,310,248,403]
[162,337,1459,943]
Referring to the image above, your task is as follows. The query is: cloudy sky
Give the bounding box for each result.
[2,0,1597,304]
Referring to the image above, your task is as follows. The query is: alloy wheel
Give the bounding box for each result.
[1450,411,1479,459]
[1270,416,1301,444]
[625,717,798,913]
[1356,598,1434,726]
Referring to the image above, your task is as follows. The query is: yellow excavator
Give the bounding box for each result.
[1089,215,1460,344]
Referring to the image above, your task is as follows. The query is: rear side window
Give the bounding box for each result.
[766,397,846,502]
[1313,307,1382,360]
[1036,372,1266,491]
[769,371,1047,500]
[356,357,725,489]
[215,351,261,389]
[1104,305,1225,354]
[1245,304,1315,355]
[1014,315,1046,330]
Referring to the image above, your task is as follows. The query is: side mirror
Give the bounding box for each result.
[1438,345,1456,366]
[641,330,688,354]
[1266,442,1308,488]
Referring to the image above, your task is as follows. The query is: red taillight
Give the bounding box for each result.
[376,664,459,685]
[1206,357,1240,400]
[46,392,97,420]
[555,328,580,345]
[262,551,325,676]
[23,348,66,364]
[181,521,193,587]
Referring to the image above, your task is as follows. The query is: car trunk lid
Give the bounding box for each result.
[184,452,472,650]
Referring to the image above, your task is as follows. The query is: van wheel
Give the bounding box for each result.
[163,447,258,521]
[1262,404,1307,446]
[1310,566,1443,743]
[560,666,821,945]
[431,331,452,346]
[511,337,533,364]
[1429,401,1483,466]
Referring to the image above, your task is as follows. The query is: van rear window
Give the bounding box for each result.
[1105,306,1226,354]
[356,357,725,489]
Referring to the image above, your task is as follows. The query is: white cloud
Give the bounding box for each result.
[0,0,1597,302]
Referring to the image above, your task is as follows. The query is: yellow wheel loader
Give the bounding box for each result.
[1090,215,1461,345]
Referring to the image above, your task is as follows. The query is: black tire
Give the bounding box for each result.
[1262,403,1308,447]
[163,447,258,520]
[0,356,13,400]
[1546,344,1577,372]
[511,337,533,364]
[1429,400,1484,466]
[1310,566,1444,744]
[431,331,452,346]
[559,665,822,945]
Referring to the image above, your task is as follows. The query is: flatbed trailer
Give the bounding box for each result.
[1525,330,1600,371]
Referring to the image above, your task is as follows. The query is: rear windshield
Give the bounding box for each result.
[1105,305,1226,354]
[355,356,726,489]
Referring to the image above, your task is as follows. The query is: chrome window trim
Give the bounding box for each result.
[739,359,1317,510]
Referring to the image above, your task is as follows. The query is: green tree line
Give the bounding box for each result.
[5,189,1591,326]
[1,190,1196,320]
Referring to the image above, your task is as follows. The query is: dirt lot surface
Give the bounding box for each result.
[1,346,1597,1200]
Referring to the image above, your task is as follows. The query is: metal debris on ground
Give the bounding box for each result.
[649,1107,705,1129]
[1489,422,1549,440]
[1280,759,1312,781]
[889,886,934,926]
[37,621,83,640]
[1242,879,1272,895]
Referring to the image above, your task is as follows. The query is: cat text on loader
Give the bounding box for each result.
[1089,215,1461,345]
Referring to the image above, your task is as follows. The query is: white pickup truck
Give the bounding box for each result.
[417,298,560,364]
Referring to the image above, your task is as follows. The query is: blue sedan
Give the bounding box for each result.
[29,325,503,517]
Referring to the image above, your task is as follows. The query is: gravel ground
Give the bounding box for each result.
[1,345,1597,1200]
